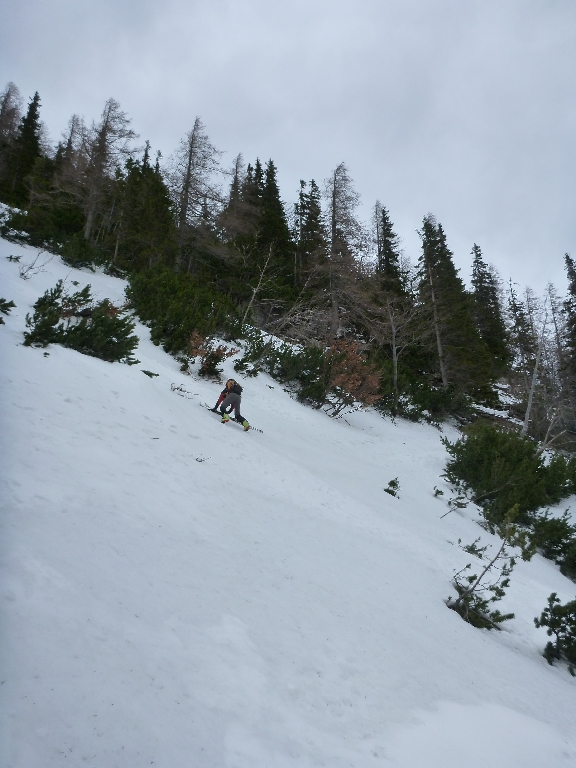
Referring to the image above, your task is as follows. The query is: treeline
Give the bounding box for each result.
[2,82,576,436]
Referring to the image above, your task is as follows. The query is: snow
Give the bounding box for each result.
[1,239,576,767]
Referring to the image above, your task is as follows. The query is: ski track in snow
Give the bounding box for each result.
[1,239,575,767]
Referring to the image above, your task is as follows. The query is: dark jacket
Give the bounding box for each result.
[215,381,243,408]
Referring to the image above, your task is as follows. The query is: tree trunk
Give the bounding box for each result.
[387,299,399,409]
[427,262,449,389]
[522,314,547,436]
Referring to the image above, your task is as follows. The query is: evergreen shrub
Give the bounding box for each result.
[23,280,138,363]
[234,334,381,413]
[0,298,15,324]
[185,331,239,378]
[448,506,533,629]
[126,265,236,354]
[534,593,576,674]
[444,422,575,525]
[61,233,106,268]
[234,333,328,405]
[530,510,576,563]
[560,542,576,582]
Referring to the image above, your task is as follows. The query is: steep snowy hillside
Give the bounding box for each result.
[1,239,575,768]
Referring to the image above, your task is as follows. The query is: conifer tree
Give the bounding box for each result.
[470,244,509,374]
[294,179,326,285]
[418,215,493,397]
[112,144,177,271]
[259,161,290,249]
[3,91,43,207]
[507,280,538,382]
[372,202,402,291]
[258,159,293,288]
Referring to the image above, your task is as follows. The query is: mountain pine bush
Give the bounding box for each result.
[534,593,576,674]
[448,506,534,629]
[23,280,138,363]
[0,297,15,324]
[184,331,239,378]
[444,422,575,525]
[126,265,236,354]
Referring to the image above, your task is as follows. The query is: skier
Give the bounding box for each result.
[211,379,250,431]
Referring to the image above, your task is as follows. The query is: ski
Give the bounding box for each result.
[200,403,263,433]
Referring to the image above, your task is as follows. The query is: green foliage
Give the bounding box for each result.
[534,593,576,674]
[374,203,403,292]
[560,542,576,582]
[113,149,178,272]
[471,244,510,375]
[448,506,534,629]
[418,216,494,397]
[530,509,576,563]
[459,537,488,558]
[183,331,239,378]
[293,179,326,286]
[234,333,380,414]
[64,300,138,362]
[23,281,67,346]
[234,332,329,405]
[0,297,15,324]
[61,232,106,268]
[0,92,43,207]
[23,280,138,363]
[126,264,236,354]
[444,422,575,525]
[384,478,400,497]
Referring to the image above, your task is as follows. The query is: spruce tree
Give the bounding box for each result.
[373,202,402,292]
[470,244,509,375]
[112,144,177,271]
[4,91,43,207]
[294,179,326,285]
[258,159,294,289]
[418,215,493,399]
[507,280,537,381]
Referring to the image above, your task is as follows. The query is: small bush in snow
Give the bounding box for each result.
[126,265,237,354]
[384,478,400,497]
[0,297,15,324]
[534,593,576,675]
[443,422,576,526]
[234,333,381,415]
[23,280,138,363]
[183,332,238,379]
[448,506,535,630]
[61,233,106,268]
[530,509,576,581]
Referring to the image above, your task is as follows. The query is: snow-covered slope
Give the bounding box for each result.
[1,240,575,768]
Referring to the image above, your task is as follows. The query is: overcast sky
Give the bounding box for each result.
[2,0,575,292]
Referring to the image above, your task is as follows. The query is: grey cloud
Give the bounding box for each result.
[1,0,575,289]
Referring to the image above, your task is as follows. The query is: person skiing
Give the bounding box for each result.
[211,379,250,431]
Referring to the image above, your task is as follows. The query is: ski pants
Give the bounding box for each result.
[219,392,243,420]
